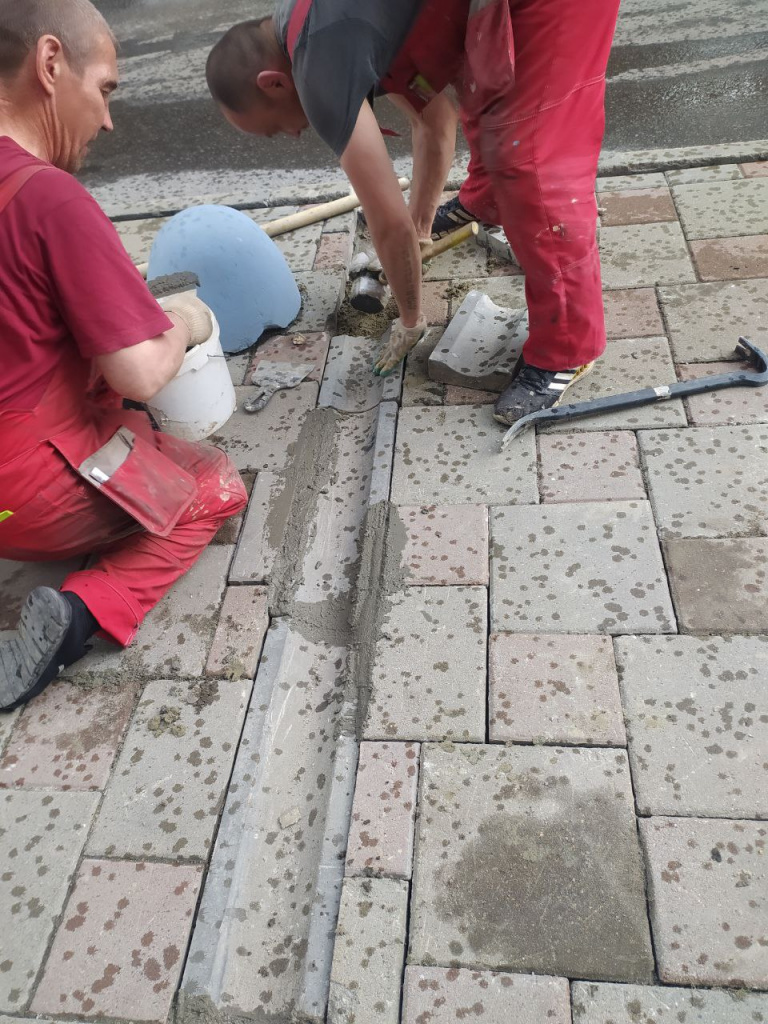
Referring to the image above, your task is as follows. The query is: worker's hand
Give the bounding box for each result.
[159,291,213,348]
[373,315,428,376]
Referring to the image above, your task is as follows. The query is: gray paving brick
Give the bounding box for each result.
[292,270,345,332]
[639,425,768,538]
[364,587,486,742]
[448,277,527,317]
[410,744,653,982]
[0,790,98,1010]
[391,405,537,506]
[229,472,286,584]
[600,222,696,289]
[0,558,83,631]
[617,635,768,817]
[673,178,768,239]
[370,402,398,505]
[539,432,646,502]
[572,981,768,1023]
[422,241,488,282]
[319,335,402,412]
[641,817,768,987]
[403,328,446,407]
[666,164,744,185]
[659,279,768,362]
[681,360,768,425]
[596,173,668,192]
[491,501,675,634]
[403,968,571,1024]
[87,678,250,859]
[205,586,269,679]
[328,877,408,1024]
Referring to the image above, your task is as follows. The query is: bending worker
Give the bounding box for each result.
[0,0,247,711]
[207,0,620,425]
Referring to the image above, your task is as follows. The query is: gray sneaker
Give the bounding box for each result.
[493,360,595,426]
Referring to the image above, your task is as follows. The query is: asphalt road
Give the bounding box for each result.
[85,0,768,190]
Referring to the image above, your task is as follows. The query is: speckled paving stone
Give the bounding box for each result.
[422,281,451,325]
[0,558,83,630]
[571,981,768,1023]
[0,710,19,758]
[314,231,354,271]
[422,241,488,282]
[598,187,677,226]
[444,384,497,405]
[391,405,537,506]
[246,209,322,272]
[403,329,446,407]
[328,877,408,1024]
[395,505,489,585]
[639,425,768,538]
[659,279,768,362]
[346,742,419,878]
[665,538,768,633]
[319,335,402,412]
[617,635,768,817]
[742,161,768,178]
[32,859,201,1021]
[229,472,286,584]
[691,235,768,281]
[364,587,486,742]
[673,178,768,239]
[448,277,527,317]
[292,270,344,332]
[539,432,645,502]
[0,790,97,1010]
[491,501,675,634]
[403,968,571,1024]
[115,215,167,263]
[371,402,398,504]
[603,288,663,338]
[205,586,269,679]
[410,744,653,981]
[86,678,249,859]
[666,164,744,185]
[0,681,137,790]
[489,633,625,745]
[597,172,667,192]
[247,331,330,383]
[680,360,768,424]
[600,222,696,289]
[641,817,768,987]
[543,338,686,432]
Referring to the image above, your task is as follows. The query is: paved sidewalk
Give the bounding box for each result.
[2,159,768,1024]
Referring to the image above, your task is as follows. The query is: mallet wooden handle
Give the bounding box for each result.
[419,221,478,262]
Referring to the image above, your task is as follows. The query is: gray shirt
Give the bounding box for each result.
[275,0,423,156]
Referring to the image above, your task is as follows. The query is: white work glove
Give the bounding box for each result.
[373,315,428,377]
[159,291,214,348]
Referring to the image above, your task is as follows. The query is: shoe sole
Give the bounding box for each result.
[492,361,596,427]
[0,588,71,712]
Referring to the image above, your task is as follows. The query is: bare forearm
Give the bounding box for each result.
[398,93,459,239]
[96,317,189,403]
[371,223,423,328]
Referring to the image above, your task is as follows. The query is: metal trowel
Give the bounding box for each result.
[243,360,315,414]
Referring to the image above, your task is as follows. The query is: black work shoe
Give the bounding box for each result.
[493,360,595,426]
[431,196,498,239]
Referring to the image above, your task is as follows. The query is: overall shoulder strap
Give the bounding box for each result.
[286,0,313,57]
[0,164,47,217]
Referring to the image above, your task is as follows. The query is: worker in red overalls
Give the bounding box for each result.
[207,0,620,425]
[0,0,247,711]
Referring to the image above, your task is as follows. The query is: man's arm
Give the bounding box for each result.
[94,315,190,403]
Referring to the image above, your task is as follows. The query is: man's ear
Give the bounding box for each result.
[36,35,64,96]
[256,69,293,98]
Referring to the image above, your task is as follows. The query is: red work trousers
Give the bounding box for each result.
[458,0,620,370]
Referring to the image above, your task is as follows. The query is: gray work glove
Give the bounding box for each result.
[373,315,428,376]
[159,291,214,348]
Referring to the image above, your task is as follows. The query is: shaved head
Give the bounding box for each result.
[0,0,114,78]
[207,18,281,114]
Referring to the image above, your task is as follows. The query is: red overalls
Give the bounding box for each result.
[0,170,247,647]
[289,0,621,371]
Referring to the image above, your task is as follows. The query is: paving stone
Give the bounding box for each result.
[229,472,286,584]
[673,178,768,239]
[422,241,488,282]
[598,187,677,226]
[422,281,451,325]
[600,222,696,289]
[292,270,345,332]
[391,405,538,506]
[115,215,168,263]
[87,677,249,859]
[314,231,353,270]
[0,710,19,759]
[247,331,330,383]
[543,337,686,432]
[364,587,486,742]
[322,209,357,233]
[395,505,489,585]
[539,432,645,502]
[0,558,83,630]
[680,360,768,424]
[319,335,402,412]
[0,681,137,790]
[346,742,419,879]
[328,877,408,1024]
[641,817,768,987]
[659,279,768,361]
[666,164,744,185]
[0,790,98,1010]
[665,538,768,634]
[742,161,768,178]
[639,425,768,538]
[448,277,527,317]
[596,172,668,192]
[572,981,768,1023]
[410,744,653,981]
[246,209,321,272]
[603,287,664,338]
[370,401,398,505]
[212,382,318,473]
[617,635,768,818]
[225,349,252,386]
[403,968,571,1024]
[403,328,446,407]
[491,501,675,634]
[691,235,768,280]
[32,859,201,1021]
[205,586,269,679]
[444,384,497,404]
[489,633,625,745]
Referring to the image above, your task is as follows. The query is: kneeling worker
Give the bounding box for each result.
[0,0,247,711]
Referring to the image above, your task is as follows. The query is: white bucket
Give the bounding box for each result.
[147,317,237,441]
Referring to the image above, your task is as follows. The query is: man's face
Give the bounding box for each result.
[50,33,118,173]
[223,92,309,140]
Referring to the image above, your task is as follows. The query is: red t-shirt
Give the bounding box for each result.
[0,137,172,411]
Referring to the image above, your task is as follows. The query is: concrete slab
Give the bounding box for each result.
[395,505,489,586]
[0,558,83,630]
[403,328,446,407]
[391,405,538,506]
[665,538,768,633]
[641,817,768,987]
[410,744,654,982]
[86,678,249,859]
[247,331,331,383]
[680,360,768,425]
[364,587,486,743]
[328,877,408,1024]
[600,222,696,289]
[205,586,269,679]
[666,164,744,185]
[448,277,527,317]
[639,425,768,538]
[489,633,625,746]
[596,173,668,191]
[617,634,768,817]
[603,288,664,339]
[598,188,677,226]
[422,242,488,282]
[292,270,345,333]
[0,790,98,1011]
[32,859,201,1022]
[319,335,402,412]
[660,279,768,363]
[572,981,768,1023]
[691,235,768,280]
[673,178,768,239]
[402,968,571,1024]
[346,742,419,879]
[491,501,676,634]
[229,472,286,584]
[543,338,686,433]
[539,432,646,502]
